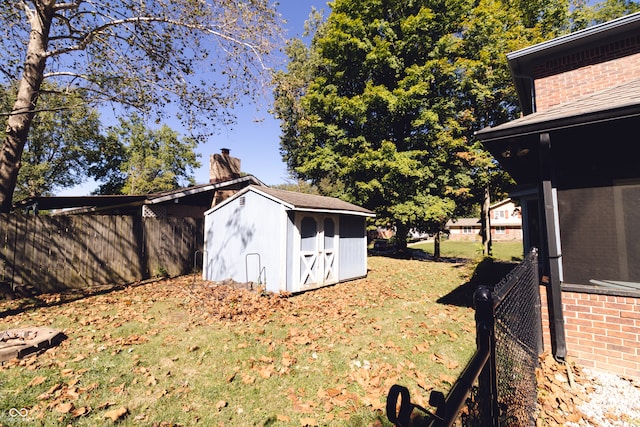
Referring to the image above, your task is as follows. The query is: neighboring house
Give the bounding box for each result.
[446,218,481,241]
[14,150,263,218]
[476,13,640,379]
[446,199,522,241]
[203,185,375,293]
[489,198,522,241]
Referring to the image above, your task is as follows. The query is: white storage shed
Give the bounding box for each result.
[203,185,375,293]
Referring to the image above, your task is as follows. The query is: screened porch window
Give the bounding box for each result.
[558,182,640,291]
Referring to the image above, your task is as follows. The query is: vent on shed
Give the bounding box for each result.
[239,196,246,206]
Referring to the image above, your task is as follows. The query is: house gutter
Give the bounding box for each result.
[539,133,567,361]
[475,104,640,143]
[287,207,376,217]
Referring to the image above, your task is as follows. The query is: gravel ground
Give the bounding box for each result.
[568,368,640,427]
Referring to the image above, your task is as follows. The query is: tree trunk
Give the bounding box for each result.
[0,4,53,212]
[434,230,441,260]
[481,185,492,256]
[395,222,409,252]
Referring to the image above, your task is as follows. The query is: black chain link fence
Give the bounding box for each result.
[387,248,542,427]
[490,247,542,426]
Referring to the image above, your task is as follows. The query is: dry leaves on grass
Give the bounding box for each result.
[1,263,472,424]
[536,352,593,426]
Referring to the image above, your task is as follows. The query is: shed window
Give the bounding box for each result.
[300,217,317,252]
[324,218,335,249]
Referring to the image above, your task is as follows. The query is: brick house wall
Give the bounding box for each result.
[540,285,640,380]
[517,20,640,381]
[533,34,640,111]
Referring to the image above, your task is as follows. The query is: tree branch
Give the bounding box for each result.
[0,104,85,117]
[45,15,267,69]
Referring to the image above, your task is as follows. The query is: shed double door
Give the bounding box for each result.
[297,214,338,290]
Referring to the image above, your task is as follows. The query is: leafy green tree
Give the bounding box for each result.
[274,0,500,253]
[276,0,630,255]
[1,84,104,201]
[92,115,200,195]
[0,1,283,211]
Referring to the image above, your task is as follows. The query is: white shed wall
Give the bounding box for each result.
[204,191,285,292]
[338,215,368,280]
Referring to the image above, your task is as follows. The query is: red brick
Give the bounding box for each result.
[604,302,635,311]
[564,323,579,332]
[589,352,610,364]
[607,343,635,355]
[603,316,631,327]
[579,299,605,308]
[607,329,638,341]
[621,324,640,334]
[577,312,606,322]
[620,310,640,320]
[597,308,622,317]
[578,326,601,335]
[601,335,624,345]
[564,304,591,313]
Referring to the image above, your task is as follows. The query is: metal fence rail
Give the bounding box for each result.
[387,248,541,427]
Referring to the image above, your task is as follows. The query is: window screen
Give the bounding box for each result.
[558,183,640,289]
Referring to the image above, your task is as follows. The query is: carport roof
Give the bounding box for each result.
[14,175,265,214]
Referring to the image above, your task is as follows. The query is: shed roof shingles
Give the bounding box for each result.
[252,186,374,215]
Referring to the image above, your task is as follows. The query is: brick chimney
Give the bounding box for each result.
[210,148,241,184]
[210,149,242,206]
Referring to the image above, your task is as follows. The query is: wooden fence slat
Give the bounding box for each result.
[0,214,203,293]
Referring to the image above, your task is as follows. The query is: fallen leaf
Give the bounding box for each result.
[55,402,74,413]
[326,388,341,397]
[28,376,47,387]
[71,406,90,417]
[104,406,128,421]
[215,400,227,410]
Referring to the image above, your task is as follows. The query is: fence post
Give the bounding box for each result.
[475,286,499,427]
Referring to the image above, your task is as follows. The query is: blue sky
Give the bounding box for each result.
[190,0,330,188]
[60,0,330,196]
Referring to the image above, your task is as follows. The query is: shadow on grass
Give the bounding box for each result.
[437,257,519,308]
[369,248,469,264]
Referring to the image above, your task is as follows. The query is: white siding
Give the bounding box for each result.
[204,187,372,294]
[338,215,368,280]
[204,191,284,291]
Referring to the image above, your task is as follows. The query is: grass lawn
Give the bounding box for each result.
[411,240,524,262]
[0,256,480,426]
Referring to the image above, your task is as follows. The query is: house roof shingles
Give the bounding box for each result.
[475,77,640,142]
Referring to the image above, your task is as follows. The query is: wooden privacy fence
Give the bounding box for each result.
[0,214,204,293]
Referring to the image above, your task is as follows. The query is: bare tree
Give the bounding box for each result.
[0,0,284,211]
